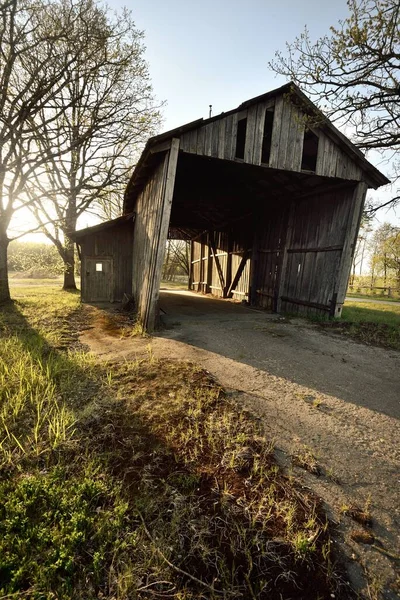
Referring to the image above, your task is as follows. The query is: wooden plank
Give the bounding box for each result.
[253,103,265,166]
[189,129,198,154]
[144,138,180,331]
[196,126,206,155]
[227,251,250,297]
[179,131,191,152]
[333,181,368,317]
[280,296,331,311]
[290,104,305,172]
[269,95,284,169]
[217,118,226,159]
[276,201,295,313]
[287,245,343,253]
[244,104,257,163]
[204,123,213,156]
[230,112,238,160]
[211,121,219,158]
[223,114,233,160]
[315,132,326,175]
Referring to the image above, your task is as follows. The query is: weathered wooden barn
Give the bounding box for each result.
[73,83,389,330]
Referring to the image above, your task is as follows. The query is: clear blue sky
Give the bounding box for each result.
[123,0,349,131]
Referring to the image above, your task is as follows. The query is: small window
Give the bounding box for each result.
[235,117,247,159]
[96,263,103,272]
[301,130,319,172]
[261,108,274,164]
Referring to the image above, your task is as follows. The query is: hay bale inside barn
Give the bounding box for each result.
[74,83,389,330]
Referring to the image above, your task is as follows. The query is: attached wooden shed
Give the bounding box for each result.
[75,83,389,330]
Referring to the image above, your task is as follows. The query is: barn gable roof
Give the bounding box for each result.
[124,83,389,212]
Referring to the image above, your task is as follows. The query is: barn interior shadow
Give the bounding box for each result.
[157,289,400,421]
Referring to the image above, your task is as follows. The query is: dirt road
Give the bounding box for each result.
[82,289,400,599]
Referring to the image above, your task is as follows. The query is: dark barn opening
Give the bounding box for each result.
[301,130,319,172]
[235,118,247,159]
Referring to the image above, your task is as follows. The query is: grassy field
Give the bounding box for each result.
[0,284,355,599]
[321,300,400,350]
[346,292,400,302]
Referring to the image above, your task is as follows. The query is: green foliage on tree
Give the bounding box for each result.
[370,223,400,286]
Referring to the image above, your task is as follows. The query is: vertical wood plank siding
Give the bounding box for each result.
[80,222,133,302]
[279,186,356,316]
[131,140,180,330]
[179,94,363,182]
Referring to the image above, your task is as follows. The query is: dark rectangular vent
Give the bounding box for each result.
[301,130,319,172]
[261,108,274,164]
[235,118,247,159]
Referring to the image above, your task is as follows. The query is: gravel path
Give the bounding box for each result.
[82,290,400,599]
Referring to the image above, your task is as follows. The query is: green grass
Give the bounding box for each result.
[322,301,400,350]
[346,292,400,302]
[0,285,355,599]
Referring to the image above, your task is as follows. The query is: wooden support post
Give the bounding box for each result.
[227,251,250,298]
[145,138,180,331]
[332,182,368,318]
[276,201,295,314]
[209,231,225,296]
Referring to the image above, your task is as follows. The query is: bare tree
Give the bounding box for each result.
[27,0,160,290]
[270,0,399,211]
[162,240,190,282]
[0,0,92,302]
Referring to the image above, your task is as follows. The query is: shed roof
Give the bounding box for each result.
[71,213,135,240]
[124,83,389,211]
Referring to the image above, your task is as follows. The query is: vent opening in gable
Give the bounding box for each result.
[261,108,274,164]
[235,118,247,159]
[301,130,319,172]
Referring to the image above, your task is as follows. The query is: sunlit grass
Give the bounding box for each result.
[327,301,400,350]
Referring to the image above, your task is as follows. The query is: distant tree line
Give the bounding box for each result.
[8,242,64,276]
[351,221,400,290]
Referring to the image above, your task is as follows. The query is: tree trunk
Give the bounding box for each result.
[62,235,77,290]
[0,229,11,303]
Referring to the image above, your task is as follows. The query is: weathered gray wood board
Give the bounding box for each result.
[179,96,364,183]
[79,222,133,302]
[131,139,180,330]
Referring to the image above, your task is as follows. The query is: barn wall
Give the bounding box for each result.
[252,200,291,311]
[80,221,133,302]
[278,184,363,316]
[179,95,363,182]
[131,139,179,330]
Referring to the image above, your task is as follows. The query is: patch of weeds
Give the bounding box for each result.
[0,466,134,598]
[318,302,400,350]
[293,445,322,476]
[341,503,373,527]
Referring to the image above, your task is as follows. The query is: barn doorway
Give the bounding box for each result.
[83,257,113,302]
